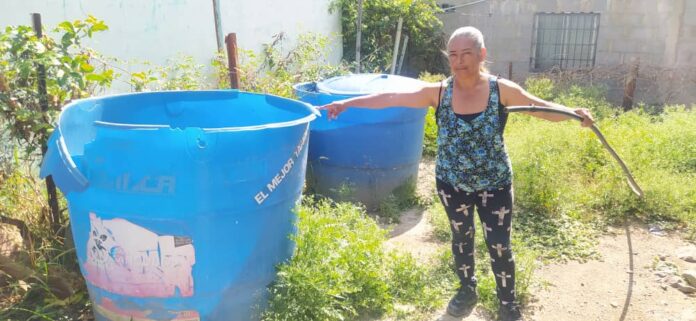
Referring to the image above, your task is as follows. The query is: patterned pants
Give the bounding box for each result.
[436,178,516,304]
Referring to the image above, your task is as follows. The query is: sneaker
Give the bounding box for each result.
[498,302,524,321]
[446,286,478,317]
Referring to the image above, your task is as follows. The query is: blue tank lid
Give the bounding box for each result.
[316,73,425,96]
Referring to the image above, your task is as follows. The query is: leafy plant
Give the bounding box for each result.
[330,0,446,75]
[523,77,555,101]
[215,32,349,98]
[0,16,113,320]
[0,16,113,156]
[524,76,616,120]
[263,198,450,321]
[128,54,206,92]
[0,15,114,240]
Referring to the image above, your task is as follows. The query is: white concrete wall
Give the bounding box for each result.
[0,0,342,92]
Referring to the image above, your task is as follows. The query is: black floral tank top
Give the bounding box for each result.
[435,75,512,192]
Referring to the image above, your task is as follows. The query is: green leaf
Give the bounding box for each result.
[85,73,105,82]
[90,22,109,33]
[60,32,74,48]
[57,21,74,34]
[79,62,94,73]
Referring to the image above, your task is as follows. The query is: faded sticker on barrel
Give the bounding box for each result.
[94,298,200,321]
[84,212,195,297]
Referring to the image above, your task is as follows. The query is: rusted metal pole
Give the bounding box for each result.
[32,13,62,237]
[225,33,240,89]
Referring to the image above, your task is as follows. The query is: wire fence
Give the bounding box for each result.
[526,62,696,107]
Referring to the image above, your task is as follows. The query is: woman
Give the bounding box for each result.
[320,26,593,321]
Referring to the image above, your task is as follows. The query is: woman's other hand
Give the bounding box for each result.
[574,108,594,127]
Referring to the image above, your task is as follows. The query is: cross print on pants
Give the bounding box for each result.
[439,189,451,207]
[451,220,463,233]
[482,222,493,239]
[492,206,510,226]
[456,242,465,253]
[435,178,516,304]
[459,264,472,278]
[456,203,471,216]
[492,243,508,257]
[496,271,512,288]
[478,191,494,207]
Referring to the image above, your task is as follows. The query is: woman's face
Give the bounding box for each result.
[447,36,486,74]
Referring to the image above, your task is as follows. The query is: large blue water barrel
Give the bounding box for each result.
[40,91,317,321]
[294,74,427,209]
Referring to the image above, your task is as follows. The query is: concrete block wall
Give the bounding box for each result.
[677,0,696,66]
[437,0,695,105]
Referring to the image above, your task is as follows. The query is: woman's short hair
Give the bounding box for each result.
[447,26,485,50]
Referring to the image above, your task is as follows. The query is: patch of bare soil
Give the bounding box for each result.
[383,159,439,261]
[527,224,696,321]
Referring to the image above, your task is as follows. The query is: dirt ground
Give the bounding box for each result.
[385,160,696,321]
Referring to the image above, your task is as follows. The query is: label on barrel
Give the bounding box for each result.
[84,212,196,298]
[254,127,309,205]
[94,298,200,320]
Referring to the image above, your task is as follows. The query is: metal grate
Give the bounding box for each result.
[530,12,600,71]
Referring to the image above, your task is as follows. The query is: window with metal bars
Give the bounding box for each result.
[530,12,600,71]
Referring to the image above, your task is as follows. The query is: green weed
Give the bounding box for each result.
[263,199,450,321]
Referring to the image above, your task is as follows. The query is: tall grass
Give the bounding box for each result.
[514,77,696,238]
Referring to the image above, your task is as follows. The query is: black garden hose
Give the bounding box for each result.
[505,105,644,198]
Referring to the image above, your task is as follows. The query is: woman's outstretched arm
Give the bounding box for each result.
[498,78,594,127]
[318,82,442,120]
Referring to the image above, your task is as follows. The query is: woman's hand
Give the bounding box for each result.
[318,101,348,120]
[574,108,594,127]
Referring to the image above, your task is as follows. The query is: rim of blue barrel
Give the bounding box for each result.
[315,73,426,96]
[58,90,319,133]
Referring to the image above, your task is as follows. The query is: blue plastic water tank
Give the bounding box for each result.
[40,91,317,321]
[294,74,428,209]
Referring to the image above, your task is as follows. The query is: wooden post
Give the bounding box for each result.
[31,13,48,146]
[225,33,240,89]
[355,0,364,73]
[397,35,409,75]
[508,61,513,81]
[622,58,639,111]
[212,0,223,52]
[32,13,62,237]
[390,17,403,75]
